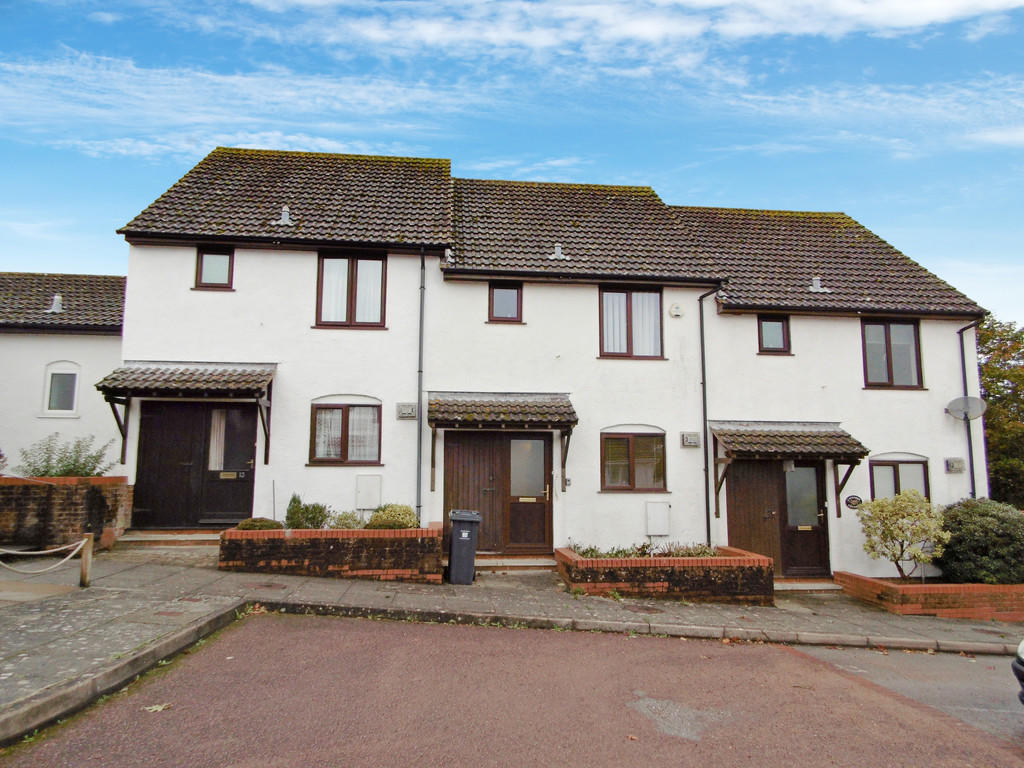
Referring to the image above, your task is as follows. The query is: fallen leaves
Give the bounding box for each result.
[141,703,172,713]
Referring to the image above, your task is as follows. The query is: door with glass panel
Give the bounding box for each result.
[779,462,830,577]
[505,436,553,553]
[201,404,257,525]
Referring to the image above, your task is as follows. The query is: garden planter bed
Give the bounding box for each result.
[834,571,1024,621]
[219,527,443,584]
[555,546,774,605]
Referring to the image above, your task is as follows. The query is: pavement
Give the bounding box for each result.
[1,545,1022,745]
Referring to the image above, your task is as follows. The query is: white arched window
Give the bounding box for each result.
[43,361,80,415]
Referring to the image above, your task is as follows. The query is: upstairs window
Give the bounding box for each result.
[309,404,381,464]
[870,460,929,499]
[489,282,522,323]
[43,361,79,414]
[317,254,386,327]
[195,247,234,289]
[601,433,666,491]
[758,315,790,354]
[600,288,662,358]
[862,320,921,387]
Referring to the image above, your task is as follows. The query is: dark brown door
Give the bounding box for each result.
[443,432,553,554]
[134,402,256,528]
[725,459,784,567]
[443,432,505,551]
[779,462,830,577]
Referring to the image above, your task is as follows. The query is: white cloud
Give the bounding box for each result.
[963,12,1014,39]
[88,11,123,24]
[966,126,1024,145]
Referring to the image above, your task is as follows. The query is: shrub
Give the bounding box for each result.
[0,448,7,473]
[16,433,115,477]
[567,541,717,558]
[934,498,1024,584]
[236,517,285,531]
[327,510,364,529]
[284,493,331,529]
[364,503,417,530]
[856,490,950,579]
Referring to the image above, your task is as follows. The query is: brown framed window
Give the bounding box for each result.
[316,253,386,327]
[195,246,234,289]
[862,320,921,387]
[600,287,662,358]
[309,404,381,464]
[488,282,522,323]
[869,460,929,499]
[758,315,790,354]
[601,433,666,491]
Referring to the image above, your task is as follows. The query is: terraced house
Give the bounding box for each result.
[98,147,987,577]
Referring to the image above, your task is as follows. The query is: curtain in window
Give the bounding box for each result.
[898,462,927,496]
[354,260,383,323]
[315,408,344,459]
[634,435,665,488]
[889,324,919,386]
[602,292,627,354]
[208,409,226,470]
[321,258,349,322]
[864,324,889,383]
[347,406,379,461]
[602,436,630,487]
[631,292,661,356]
[871,465,896,498]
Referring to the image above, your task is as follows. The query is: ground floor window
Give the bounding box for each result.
[310,404,381,464]
[600,433,665,491]
[870,459,929,499]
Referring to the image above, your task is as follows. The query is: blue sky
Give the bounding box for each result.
[2,1,1022,325]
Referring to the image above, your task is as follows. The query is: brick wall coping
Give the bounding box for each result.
[834,571,1024,596]
[555,546,772,569]
[0,476,128,487]
[222,527,441,540]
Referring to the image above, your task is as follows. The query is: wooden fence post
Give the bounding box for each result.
[80,533,94,588]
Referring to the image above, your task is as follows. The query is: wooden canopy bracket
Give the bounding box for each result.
[430,427,437,492]
[832,461,858,518]
[713,453,732,519]
[560,428,573,492]
[106,396,131,464]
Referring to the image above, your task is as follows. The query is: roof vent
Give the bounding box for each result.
[808,276,832,293]
[273,205,293,226]
[550,243,564,260]
[43,293,64,313]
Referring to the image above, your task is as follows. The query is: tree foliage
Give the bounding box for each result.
[856,490,950,579]
[977,316,1024,507]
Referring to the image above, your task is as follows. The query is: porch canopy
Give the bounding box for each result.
[426,391,578,492]
[95,363,276,464]
[708,420,869,519]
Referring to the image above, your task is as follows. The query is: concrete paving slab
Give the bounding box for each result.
[0,581,76,603]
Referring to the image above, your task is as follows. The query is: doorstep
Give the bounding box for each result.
[118,530,223,547]
[774,578,842,593]
[444,555,558,573]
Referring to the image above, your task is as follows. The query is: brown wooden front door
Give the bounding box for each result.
[443,432,553,554]
[725,459,830,577]
[134,402,257,528]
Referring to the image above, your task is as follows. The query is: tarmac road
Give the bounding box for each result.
[2,613,1021,768]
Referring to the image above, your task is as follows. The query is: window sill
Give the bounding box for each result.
[598,489,670,494]
[192,286,235,292]
[305,462,384,467]
[486,320,525,325]
[311,325,388,331]
[597,355,667,361]
[38,413,80,419]
[757,351,793,356]
[862,385,927,391]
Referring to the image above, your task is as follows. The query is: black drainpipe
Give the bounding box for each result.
[415,246,426,521]
[698,285,720,546]
[956,316,985,499]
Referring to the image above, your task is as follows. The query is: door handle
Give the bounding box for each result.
[762,509,776,520]
[545,484,550,501]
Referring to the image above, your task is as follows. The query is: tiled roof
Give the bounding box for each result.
[96,365,275,398]
[0,272,125,332]
[710,421,868,460]
[119,147,453,248]
[448,178,721,281]
[428,392,578,428]
[670,206,983,316]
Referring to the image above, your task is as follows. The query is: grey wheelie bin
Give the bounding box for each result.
[447,509,482,585]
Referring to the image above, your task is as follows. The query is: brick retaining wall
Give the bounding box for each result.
[834,571,1024,621]
[219,527,443,584]
[0,477,132,548]
[555,546,774,605]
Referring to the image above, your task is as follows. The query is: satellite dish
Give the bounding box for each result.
[945,396,987,421]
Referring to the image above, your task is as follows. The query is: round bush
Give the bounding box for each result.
[236,517,284,531]
[935,498,1024,584]
[364,503,417,530]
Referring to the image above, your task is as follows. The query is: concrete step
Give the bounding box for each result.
[774,579,842,593]
[118,531,223,547]
[444,556,558,573]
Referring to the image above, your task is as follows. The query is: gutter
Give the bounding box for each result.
[415,247,427,521]
[698,285,721,546]
[956,316,986,499]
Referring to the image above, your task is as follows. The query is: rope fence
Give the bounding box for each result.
[0,533,94,586]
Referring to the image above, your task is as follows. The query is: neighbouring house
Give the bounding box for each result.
[0,272,125,471]
[98,147,986,576]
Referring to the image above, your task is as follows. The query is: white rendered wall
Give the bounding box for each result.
[0,332,123,473]
[122,244,424,519]
[705,311,987,577]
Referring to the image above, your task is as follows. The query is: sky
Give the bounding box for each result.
[1,0,1022,326]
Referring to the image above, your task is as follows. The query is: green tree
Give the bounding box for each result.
[856,490,950,579]
[977,316,1024,507]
